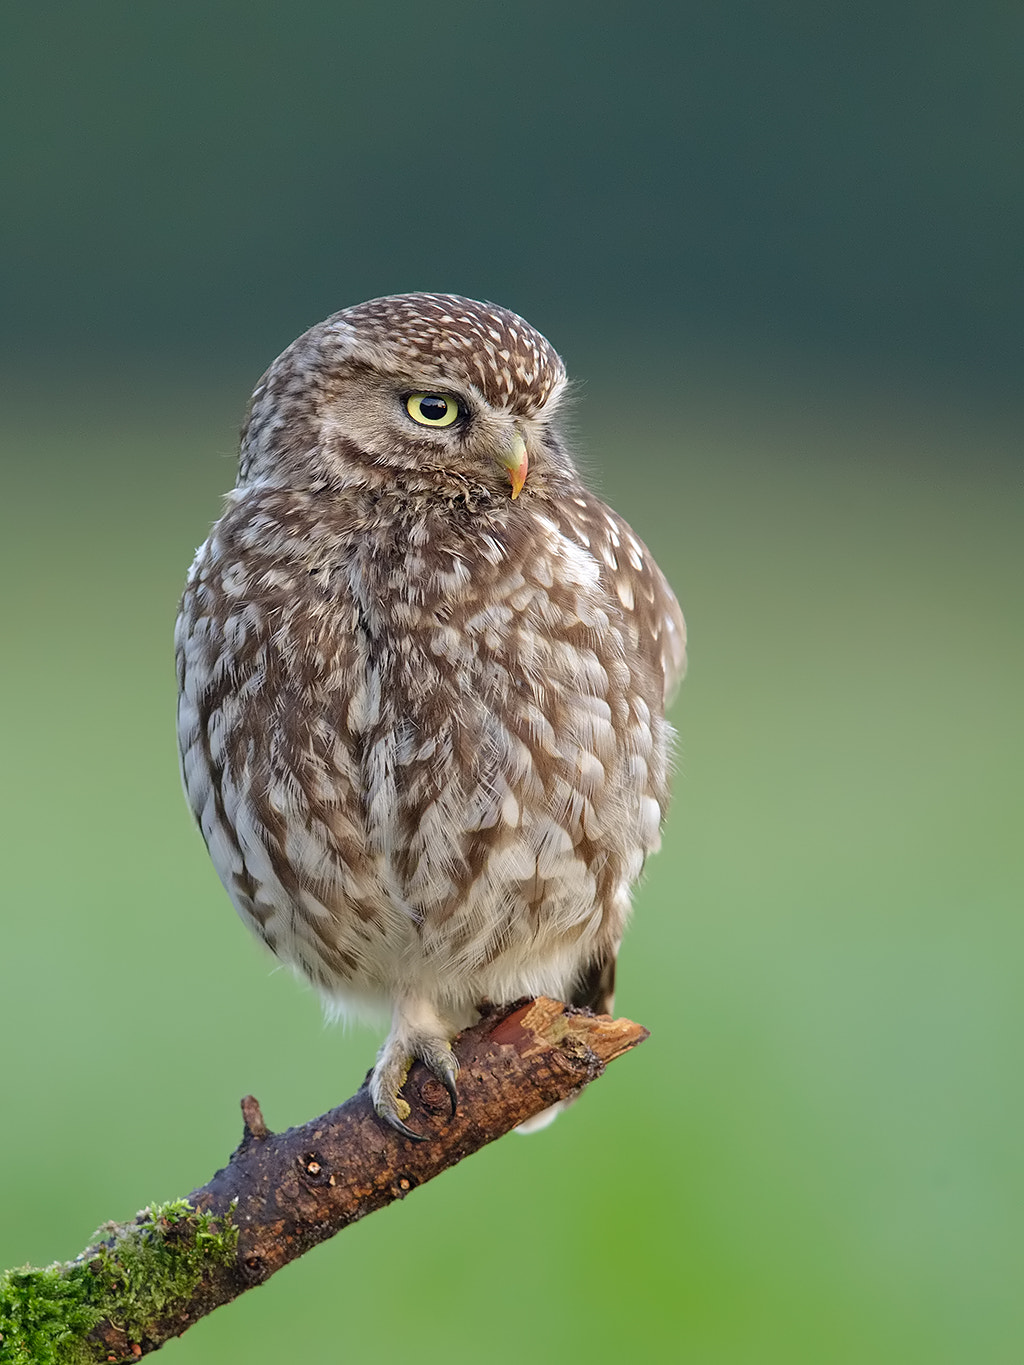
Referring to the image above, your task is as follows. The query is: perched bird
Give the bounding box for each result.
[176,294,685,1137]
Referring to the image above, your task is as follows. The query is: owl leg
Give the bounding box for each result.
[370,998,460,1141]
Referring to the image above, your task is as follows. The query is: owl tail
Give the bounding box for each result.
[569,950,617,1016]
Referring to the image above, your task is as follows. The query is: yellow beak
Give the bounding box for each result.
[496,429,529,500]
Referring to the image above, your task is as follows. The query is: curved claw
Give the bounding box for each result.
[371,1024,459,1140]
[382,1111,429,1143]
[441,1066,459,1120]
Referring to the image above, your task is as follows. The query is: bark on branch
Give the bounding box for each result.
[0,999,647,1363]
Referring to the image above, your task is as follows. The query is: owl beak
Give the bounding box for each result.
[496,429,529,500]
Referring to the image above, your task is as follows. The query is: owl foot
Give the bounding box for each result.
[370,1025,460,1142]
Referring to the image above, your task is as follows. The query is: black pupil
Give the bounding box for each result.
[419,396,449,422]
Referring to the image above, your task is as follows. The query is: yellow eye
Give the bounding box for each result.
[406,393,460,428]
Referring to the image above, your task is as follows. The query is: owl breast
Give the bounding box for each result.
[176,485,674,1016]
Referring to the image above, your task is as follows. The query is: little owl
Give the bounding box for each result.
[176,294,685,1137]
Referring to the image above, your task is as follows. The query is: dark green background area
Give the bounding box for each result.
[1,5,1020,1363]
[3,2,1022,394]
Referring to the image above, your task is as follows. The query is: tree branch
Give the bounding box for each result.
[0,999,647,1364]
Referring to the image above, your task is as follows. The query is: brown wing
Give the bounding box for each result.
[553,491,686,709]
[550,487,685,1016]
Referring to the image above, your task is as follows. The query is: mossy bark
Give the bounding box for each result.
[0,1202,238,1364]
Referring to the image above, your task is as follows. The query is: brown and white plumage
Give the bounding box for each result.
[176,294,685,1135]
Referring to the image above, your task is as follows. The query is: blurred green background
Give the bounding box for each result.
[1,4,1020,1363]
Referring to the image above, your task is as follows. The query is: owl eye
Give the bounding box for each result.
[405,393,460,428]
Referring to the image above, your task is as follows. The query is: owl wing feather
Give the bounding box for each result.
[553,492,687,708]
[544,488,685,1016]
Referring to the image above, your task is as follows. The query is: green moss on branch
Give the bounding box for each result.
[0,1200,237,1364]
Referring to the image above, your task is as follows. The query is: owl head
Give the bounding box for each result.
[238,293,572,500]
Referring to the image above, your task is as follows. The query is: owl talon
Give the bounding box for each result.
[370,1024,460,1139]
[372,1069,429,1140]
[419,1046,460,1122]
[440,1065,458,1119]
[381,1110,429,1143]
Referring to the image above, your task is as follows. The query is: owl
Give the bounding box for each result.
[176,294,685,1138]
